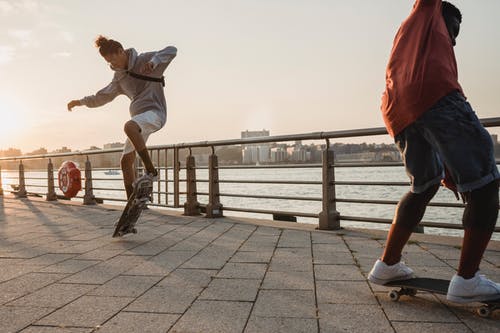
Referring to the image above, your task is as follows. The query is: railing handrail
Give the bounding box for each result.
[2,116,498,162]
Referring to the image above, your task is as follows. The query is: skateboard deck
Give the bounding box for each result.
[384,277,500,318]
[112,178,152,238]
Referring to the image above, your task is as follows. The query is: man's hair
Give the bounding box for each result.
[95,35,123,56]
[442,1,462,23]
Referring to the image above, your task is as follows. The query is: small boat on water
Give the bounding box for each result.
[104,169,120,175]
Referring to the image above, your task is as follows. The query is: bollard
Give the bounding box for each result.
[46,159,57,201]
[16,161,27,198]
[0,165,3,196]
[318,142,340,230]
[206,151,223,218]
[173,147,180,208]
[83,157,97,205]
[184,153,201,216]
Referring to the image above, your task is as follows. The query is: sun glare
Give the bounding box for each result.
[0,100,23,148]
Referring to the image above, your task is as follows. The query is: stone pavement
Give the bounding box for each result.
[0,196,498,333]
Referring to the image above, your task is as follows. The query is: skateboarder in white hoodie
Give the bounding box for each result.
[67,35,177,200]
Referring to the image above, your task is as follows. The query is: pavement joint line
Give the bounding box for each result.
[240,228,284,332]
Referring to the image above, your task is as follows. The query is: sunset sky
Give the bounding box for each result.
[1,0,499,152]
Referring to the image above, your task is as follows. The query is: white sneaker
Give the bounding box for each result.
[368,259,415,285]
[133,172,157,189]
[447,272,500,303]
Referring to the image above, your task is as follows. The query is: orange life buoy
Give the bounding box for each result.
[58,161,82,198]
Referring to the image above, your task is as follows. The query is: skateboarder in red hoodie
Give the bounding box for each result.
[367,1,500,303]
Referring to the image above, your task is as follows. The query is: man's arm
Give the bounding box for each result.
[68,81,122,111]
[141,46,177,74]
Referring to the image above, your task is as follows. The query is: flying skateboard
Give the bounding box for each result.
[384,277,500,318]
[112,176,153,237]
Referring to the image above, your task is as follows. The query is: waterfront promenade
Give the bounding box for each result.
[0,195,498,332]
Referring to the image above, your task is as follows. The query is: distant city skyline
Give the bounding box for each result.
[1,0,500,152]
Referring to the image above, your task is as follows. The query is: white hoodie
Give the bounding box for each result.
[79,46,177,126]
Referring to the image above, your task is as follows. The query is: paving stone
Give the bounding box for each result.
[0,272,67,295]
[0,306,55,333]
[23,254,76,266]
[8,283,96,308]
[0,292,19,305]
[391,322,471,333]
[36,296,133,327]
[19,327,92,333]
[126,250,196,275]
[217,263,267,279]
[181,247,234,270]
[252,290,316,318]
[61,256,145,284]
[262,271,314,290]
[277,230,311,248]
[316,280,378,304]
[123,237,178,256]
[200,278,260,301]
[157,268,216,288]
[230,251,274,263]
[37,259,100,274]
[269,256,313,272]
[171,300,252,333]
[126,285,202,313]
[87,275,161,297]
[74,249,124,261]
[0,264,48,283]
[314,264,365,281]
[96,312,179,333]
[377,292,460,322]
[245,316,318,333]
[318,303,393,332]
[313,250,356,265]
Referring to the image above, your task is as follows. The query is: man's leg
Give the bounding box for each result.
[382,184,439,265]
[121,151,136,199]
[458,180,499,278]
[123,120,157,176]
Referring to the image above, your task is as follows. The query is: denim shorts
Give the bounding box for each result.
[395,91,499,193]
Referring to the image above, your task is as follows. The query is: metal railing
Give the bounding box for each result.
[0,117,499,234]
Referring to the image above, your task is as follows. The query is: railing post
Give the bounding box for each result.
[46,159,57,201]
[319,140,340,230]
[16,161,27,198]
[173,147,180,208]
[0,165,3,196]
[83,157,97,205]
[184,150,200,216]
[206,147,223,218]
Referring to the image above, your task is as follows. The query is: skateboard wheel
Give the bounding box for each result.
[389,290,400,301]
[477,306,491,318]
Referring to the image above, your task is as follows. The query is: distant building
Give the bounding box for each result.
[53,146,71,153]
[270,145,287,163]
[103,142,124,149]
[241,129,271,164]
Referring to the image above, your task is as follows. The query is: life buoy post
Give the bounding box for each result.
[58,161,82,198]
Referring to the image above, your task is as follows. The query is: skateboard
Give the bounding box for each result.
[384,277,500,318]
[112,177,153,237]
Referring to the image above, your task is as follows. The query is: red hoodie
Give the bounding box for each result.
[381,0,463,137]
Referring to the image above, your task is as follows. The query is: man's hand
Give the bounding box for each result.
[141,61,155,75]
[67,100,81,111]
